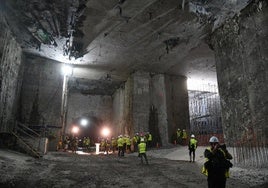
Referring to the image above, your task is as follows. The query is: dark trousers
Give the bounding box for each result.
[189,149,196,161]
[139,153,148,164]
[118,146,124,157]
[207,176,226,188]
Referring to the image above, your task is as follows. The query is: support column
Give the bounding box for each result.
[132,71,150,134]
[210,3,268,167]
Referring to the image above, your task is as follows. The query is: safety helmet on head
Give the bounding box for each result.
[177,128,180,130]
[140,138,145,142]
[209,136,219,143]
[191,134,195,138]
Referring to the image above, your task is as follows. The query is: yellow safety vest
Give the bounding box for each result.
[201,148,231,178]
[148,134,152,141]
[189,138,197,149]
[138,142,146,153]
[117,138,124,147]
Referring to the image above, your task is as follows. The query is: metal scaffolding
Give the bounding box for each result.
[188,82,268,167]
[188,83,222,145]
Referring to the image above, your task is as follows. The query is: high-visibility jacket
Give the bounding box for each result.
[148,134,152,141]
[189,138,197,149]
[83,138,90,146]
[111,138,117,147]
[122,136,127,144]
[100,140,105,147]
[182,131,187,139]
[117,138,124,147]
[126,137,131,145]
[176,130,182,138]
[202,147,231,178]
[138,142,146,154]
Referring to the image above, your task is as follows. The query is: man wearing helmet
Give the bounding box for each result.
[202,136,233,188]
[188,134,197,162]
[138,138,148,165]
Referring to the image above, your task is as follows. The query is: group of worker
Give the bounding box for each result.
[101,130,232,188]
[60,130,232,188]
[62,135,79,153]
[98,132,152,156]
[176,128,188,145]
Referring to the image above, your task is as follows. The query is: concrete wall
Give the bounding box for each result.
[112,87,125,135]
[211,2,268,166]
[0,13,23,132]
[150,74,168,146]
[132,71,151,134]
[112,76,134,137]
[66,92,113,135]
[112,72,190,146]
[165,75,190,143]
[20,55,63,127]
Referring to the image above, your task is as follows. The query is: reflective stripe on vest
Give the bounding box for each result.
[138,143,146,153]
[201,147,231,178]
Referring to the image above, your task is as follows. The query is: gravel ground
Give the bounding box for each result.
[0,146,267,188]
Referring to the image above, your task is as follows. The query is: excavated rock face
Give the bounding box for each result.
[210,1,268,166]
[1,0,251,94]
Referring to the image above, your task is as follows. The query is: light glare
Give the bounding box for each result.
[72,126,79,134]
[62,65,72,75]
[80,119,88,126]
[187,78,218,91]
[101,128,110,137]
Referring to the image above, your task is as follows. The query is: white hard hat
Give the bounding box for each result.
[140,138,145,142]
[209,136,219,143]
[191,134,195,138]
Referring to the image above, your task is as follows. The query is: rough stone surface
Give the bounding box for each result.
[66,92,113,138]
[132,71,151,134]
[150,74,168,146]
[210,1,268,167]
[20,55,63,128]
[0,13,23,132]
[165,75,190,141]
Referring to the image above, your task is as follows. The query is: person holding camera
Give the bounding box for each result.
[202,136,233,188]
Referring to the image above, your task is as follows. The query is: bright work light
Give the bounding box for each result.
[62,65,72,75]
[101,127,110,137]
[80,119,88,127]
[72,126,79,134]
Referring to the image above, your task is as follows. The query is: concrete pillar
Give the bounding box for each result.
[150,74,169,146]
[132,71,150,134]
[210,2,268,167]
[113,72,190,147]
[164,75,190,144]
[39,137,48,155]
[0,14,23,133]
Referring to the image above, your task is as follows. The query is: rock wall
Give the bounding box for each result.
[132,71,151,134]
[112,75,134,137]
[66,92,113,135]
[150,74,168,146]
[112,71,190,146]
[165,75,190,143]
[19,55,62,130]
[0,13,23,132]
[211,1,268,166]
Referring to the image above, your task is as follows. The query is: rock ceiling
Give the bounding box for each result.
[1,0,250,95]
